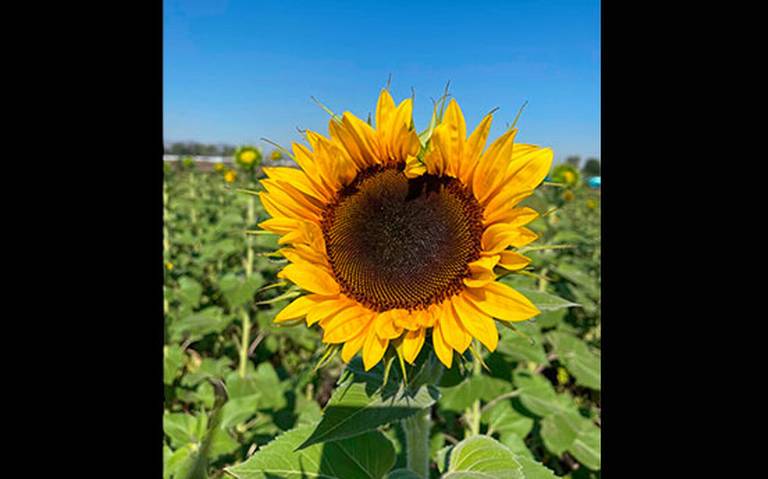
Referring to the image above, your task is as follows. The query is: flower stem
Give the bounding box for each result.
[238,308,251,378]
[403,409,431,479]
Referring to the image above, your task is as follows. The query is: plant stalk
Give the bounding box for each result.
[403,409,431,479]
[239,195,257,378]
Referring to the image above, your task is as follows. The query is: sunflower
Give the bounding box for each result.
[551,163,580,188]
[235,146,262,170]
[224,169,237,183]
[270,150,283,161]
[214,162,226,173]
[262,90,553,370]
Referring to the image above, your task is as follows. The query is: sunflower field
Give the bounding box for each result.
[163,97,601,479]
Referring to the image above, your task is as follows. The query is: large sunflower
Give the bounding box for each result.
[261,90,553,370]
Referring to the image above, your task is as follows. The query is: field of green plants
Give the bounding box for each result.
[163,158,601,479]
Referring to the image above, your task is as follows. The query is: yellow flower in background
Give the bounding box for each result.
[166,262,174,271]
[557,367,570,385]
[587,199,597,209]
[562,171,575,184]
[563,190,575,202]
[235,146,262,170]
[263,89,553,370]
[270,150,283,161]
[214,163,226,172]
[224,170,237,183]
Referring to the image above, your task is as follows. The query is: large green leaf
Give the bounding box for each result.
[443,435,556,478]
[298,360,438,449]
[387,469,422,479]
[219,273,264,310]
[164,345,186,385]
[481,401,534,439]
[227,424,396,479]
[516,288,579,312]
[176,277,203,308]
[546,332,601,390]
[169,306,232,342]
[496,327,548,365]
[540,410,601,470]
[439,375,509,412]
[512,372,576,417]
[554,264,599,299]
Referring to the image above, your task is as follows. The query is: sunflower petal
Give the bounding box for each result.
[376,89,396,131]
[465,282,540,322]
[307,296,354,326]
[452,294,498,352]
[374,310,405,339]
[460,113,493,185]
[432,320,453,367]
[481,224,539,255]
[362,327,389,371]
[322,306,374,344]
[402,327,426,364]
[498,251,532,271]
[437,300,472,353]
[274,294,326,323]
[279,263,340,296]
[341,323,371,363]
[472,128,518,202]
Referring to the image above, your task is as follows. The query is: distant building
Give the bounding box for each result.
[163,154,296,171]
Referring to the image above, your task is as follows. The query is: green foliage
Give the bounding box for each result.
[164,167,601,477]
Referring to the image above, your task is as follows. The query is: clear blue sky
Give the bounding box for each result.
[164,0,600,162]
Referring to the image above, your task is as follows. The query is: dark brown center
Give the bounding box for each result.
[321,164,484,312]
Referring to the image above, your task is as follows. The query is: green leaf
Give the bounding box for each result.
[513,372,576,417]
[164,412,206,449]
[496,327,548,365]
[443,435,556,478]
[170,307,232,342]
[481,401,534,439]
[516,288,580,312]
[298,362,438,449]
[164,345,186,385]
[439,375,509,412]
[227,424,396,479]
[498,433,534,460]
[176,277,203,308]
[554,264,599,299]
[540,410,601,470]
[387,469,423,479]
[546,332,601,390]
[219,273,264,310]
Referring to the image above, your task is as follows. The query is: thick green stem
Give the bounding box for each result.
[238,308,251,378]
[239,196,257,378]
[403,409,431,479]
[464,342,483,437]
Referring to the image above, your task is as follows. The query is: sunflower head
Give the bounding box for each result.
[235,146,262,170]
[224,169,237,183]
[562,189,575,202]
[261,89,553,372]
[214,162,226,173]
[270,150,283,161]
[551,163,580,188]
[165,261,174,271]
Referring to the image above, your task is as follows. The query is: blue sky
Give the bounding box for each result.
[164,0,600,162]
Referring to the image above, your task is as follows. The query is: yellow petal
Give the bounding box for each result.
[362,326,389,371]
[376,89,396,131]
[432,320,453,367]
[342,112,381,165]
[279,263,340,296]
[437,300,472,353]
[402,327,426,364]
[472,128,518,202]
[460,113,493,185]
[322,305,375,344]
[465,282,540,322]
[483,197,538,227]
[464,255,499,288]
[259,217,302,235]
[341,323,371,363]
[435,99,466,177]
[498,251,532,271]
[374,310,405,339]
[481,224,539,254]
[307,296,354,326]
[404,155,427,178]
[262,166,329,203]
[261,179,323,218]
[274,294,326,323]
[505,146,554,193]
[452,294,498,352]
[394,310,422,331]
